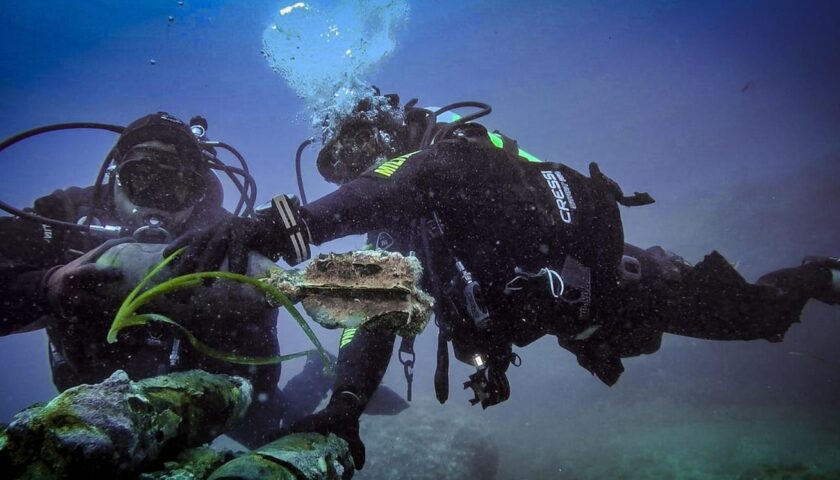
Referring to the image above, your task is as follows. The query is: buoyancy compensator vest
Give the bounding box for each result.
[418,121,655,407]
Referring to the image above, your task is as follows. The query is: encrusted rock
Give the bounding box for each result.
[0,370,252,479]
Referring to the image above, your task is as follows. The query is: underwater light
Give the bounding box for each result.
[473,354,485,368]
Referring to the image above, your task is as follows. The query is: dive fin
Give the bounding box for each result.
[364,384,410,415]
[802,256,840,305]
[279,350,336,426]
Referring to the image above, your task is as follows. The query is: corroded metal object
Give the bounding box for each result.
[266,250,434,336]
[208,432,354,480]
[0,370,252,480]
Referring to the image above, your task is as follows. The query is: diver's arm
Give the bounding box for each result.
[300,148,441,245]
[167,147,455,271]
[186,203,234,231]
[280,326,396,469]
[0,218,59,335]
[0,267,52,335]
[0,187,93,335]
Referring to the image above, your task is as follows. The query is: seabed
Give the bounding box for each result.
[356,395,840,479]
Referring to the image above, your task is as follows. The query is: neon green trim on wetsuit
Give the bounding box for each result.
[486,131,543,162]
[487,131,504,149]
[373,151,419,178]
[517,147,542,163]
[340,327,359,349]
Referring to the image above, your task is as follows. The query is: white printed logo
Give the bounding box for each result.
[541,171,577,224]
[41,224,53,243]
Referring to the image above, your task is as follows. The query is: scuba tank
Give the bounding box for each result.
[95,241,278,286]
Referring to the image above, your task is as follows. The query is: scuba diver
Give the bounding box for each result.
[0,112,339,447]
[166,91,840,470]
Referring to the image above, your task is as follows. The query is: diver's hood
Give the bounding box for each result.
[316,94,417,184]
[115,112,204,167]
[316,121,398,183]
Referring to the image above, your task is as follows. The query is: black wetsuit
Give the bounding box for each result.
[0,186,344,448]
[299,127,817,408]
[0,185,246,382]
[0,187,292,443]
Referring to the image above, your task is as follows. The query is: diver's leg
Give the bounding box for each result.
[757,256,839,306]
[661,251,834,342]
[560,244,685,385]
[278,347,408,427]
[622,243,693,282]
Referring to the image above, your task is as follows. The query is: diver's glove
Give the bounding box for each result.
[42,238,131,318]
[278,390,366,470]
[165,194,311,274]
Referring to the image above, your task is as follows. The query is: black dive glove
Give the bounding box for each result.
[43,238,131,318]
[165,194,311,274]
[278,391,366,470]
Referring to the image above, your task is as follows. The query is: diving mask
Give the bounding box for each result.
[115,147,207,212]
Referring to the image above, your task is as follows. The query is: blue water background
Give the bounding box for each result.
[1,1,839,476]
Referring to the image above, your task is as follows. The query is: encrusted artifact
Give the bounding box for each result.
[266,250,434,336]
[208,432,354,480]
